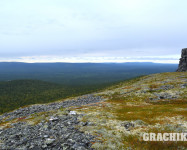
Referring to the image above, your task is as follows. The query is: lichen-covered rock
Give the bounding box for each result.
[0,95,103,150]
[177,48,187,72]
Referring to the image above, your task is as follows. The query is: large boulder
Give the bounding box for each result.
[177,48,187,72]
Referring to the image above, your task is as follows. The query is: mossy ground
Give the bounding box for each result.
[74,72,187,149]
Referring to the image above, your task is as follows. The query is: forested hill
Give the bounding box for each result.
[0,62,178,113]
[0,80,109,114]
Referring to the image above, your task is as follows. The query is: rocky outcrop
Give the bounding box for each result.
[177,48,187,72]
[0,95,103,122]
[0,95,103,150]
[0,112,95,150]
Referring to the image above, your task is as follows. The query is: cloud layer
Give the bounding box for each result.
[0,0,186,62]
[0,55,180,64]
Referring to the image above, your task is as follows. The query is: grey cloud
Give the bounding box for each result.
[0,0,186,62]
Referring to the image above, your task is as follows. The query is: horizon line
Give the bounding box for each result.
[0,61,178,64]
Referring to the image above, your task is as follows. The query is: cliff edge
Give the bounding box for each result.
[177,48,187,72]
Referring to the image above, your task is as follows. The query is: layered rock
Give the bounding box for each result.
[177,48,187,72]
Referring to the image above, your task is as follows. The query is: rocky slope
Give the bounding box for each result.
[0,95,104,150]
[0,72,187,149]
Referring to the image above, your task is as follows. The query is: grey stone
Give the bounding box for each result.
[150,92,179,101]
[134,120,147,126]
[69,111,77,115]
[121,121,134,130]
[49,116,59,122]
[45,138,55,145]
[177,48,187,72]
[180,83,187,88]
[0,94,100,149]
[0,94,103,122]
[158,85,174,90]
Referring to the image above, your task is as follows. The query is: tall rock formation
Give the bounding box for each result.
[177,48,187,72]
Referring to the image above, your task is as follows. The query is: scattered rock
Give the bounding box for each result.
[121,121,134,130]
[0,95,101,149]
[45,138,55,145]
[134,120,147,126]
[165,124,187,132]
[150,92,179,101]
[0,112,95,149]
[49,116,59,122]
[0,94,103,122]
[157,85,174,90]
[180,83,187,88]
[69,111,77,115]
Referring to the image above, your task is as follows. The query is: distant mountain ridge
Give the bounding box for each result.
[0,62,177,84]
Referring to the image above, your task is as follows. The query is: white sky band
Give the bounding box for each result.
[0,56,180,64]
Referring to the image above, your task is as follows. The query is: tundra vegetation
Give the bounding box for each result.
[0,72,186,149]
[74,72,187,149]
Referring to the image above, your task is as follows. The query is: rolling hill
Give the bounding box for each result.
[0,62,178,114]
[0,72,186,149]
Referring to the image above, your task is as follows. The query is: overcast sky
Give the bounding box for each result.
[0,0,186,63]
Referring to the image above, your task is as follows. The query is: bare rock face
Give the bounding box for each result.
[177,48,187,72]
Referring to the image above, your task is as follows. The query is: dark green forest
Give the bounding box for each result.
[0,62,178,85]
[0,80,112,114]
[0,62,178,114]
